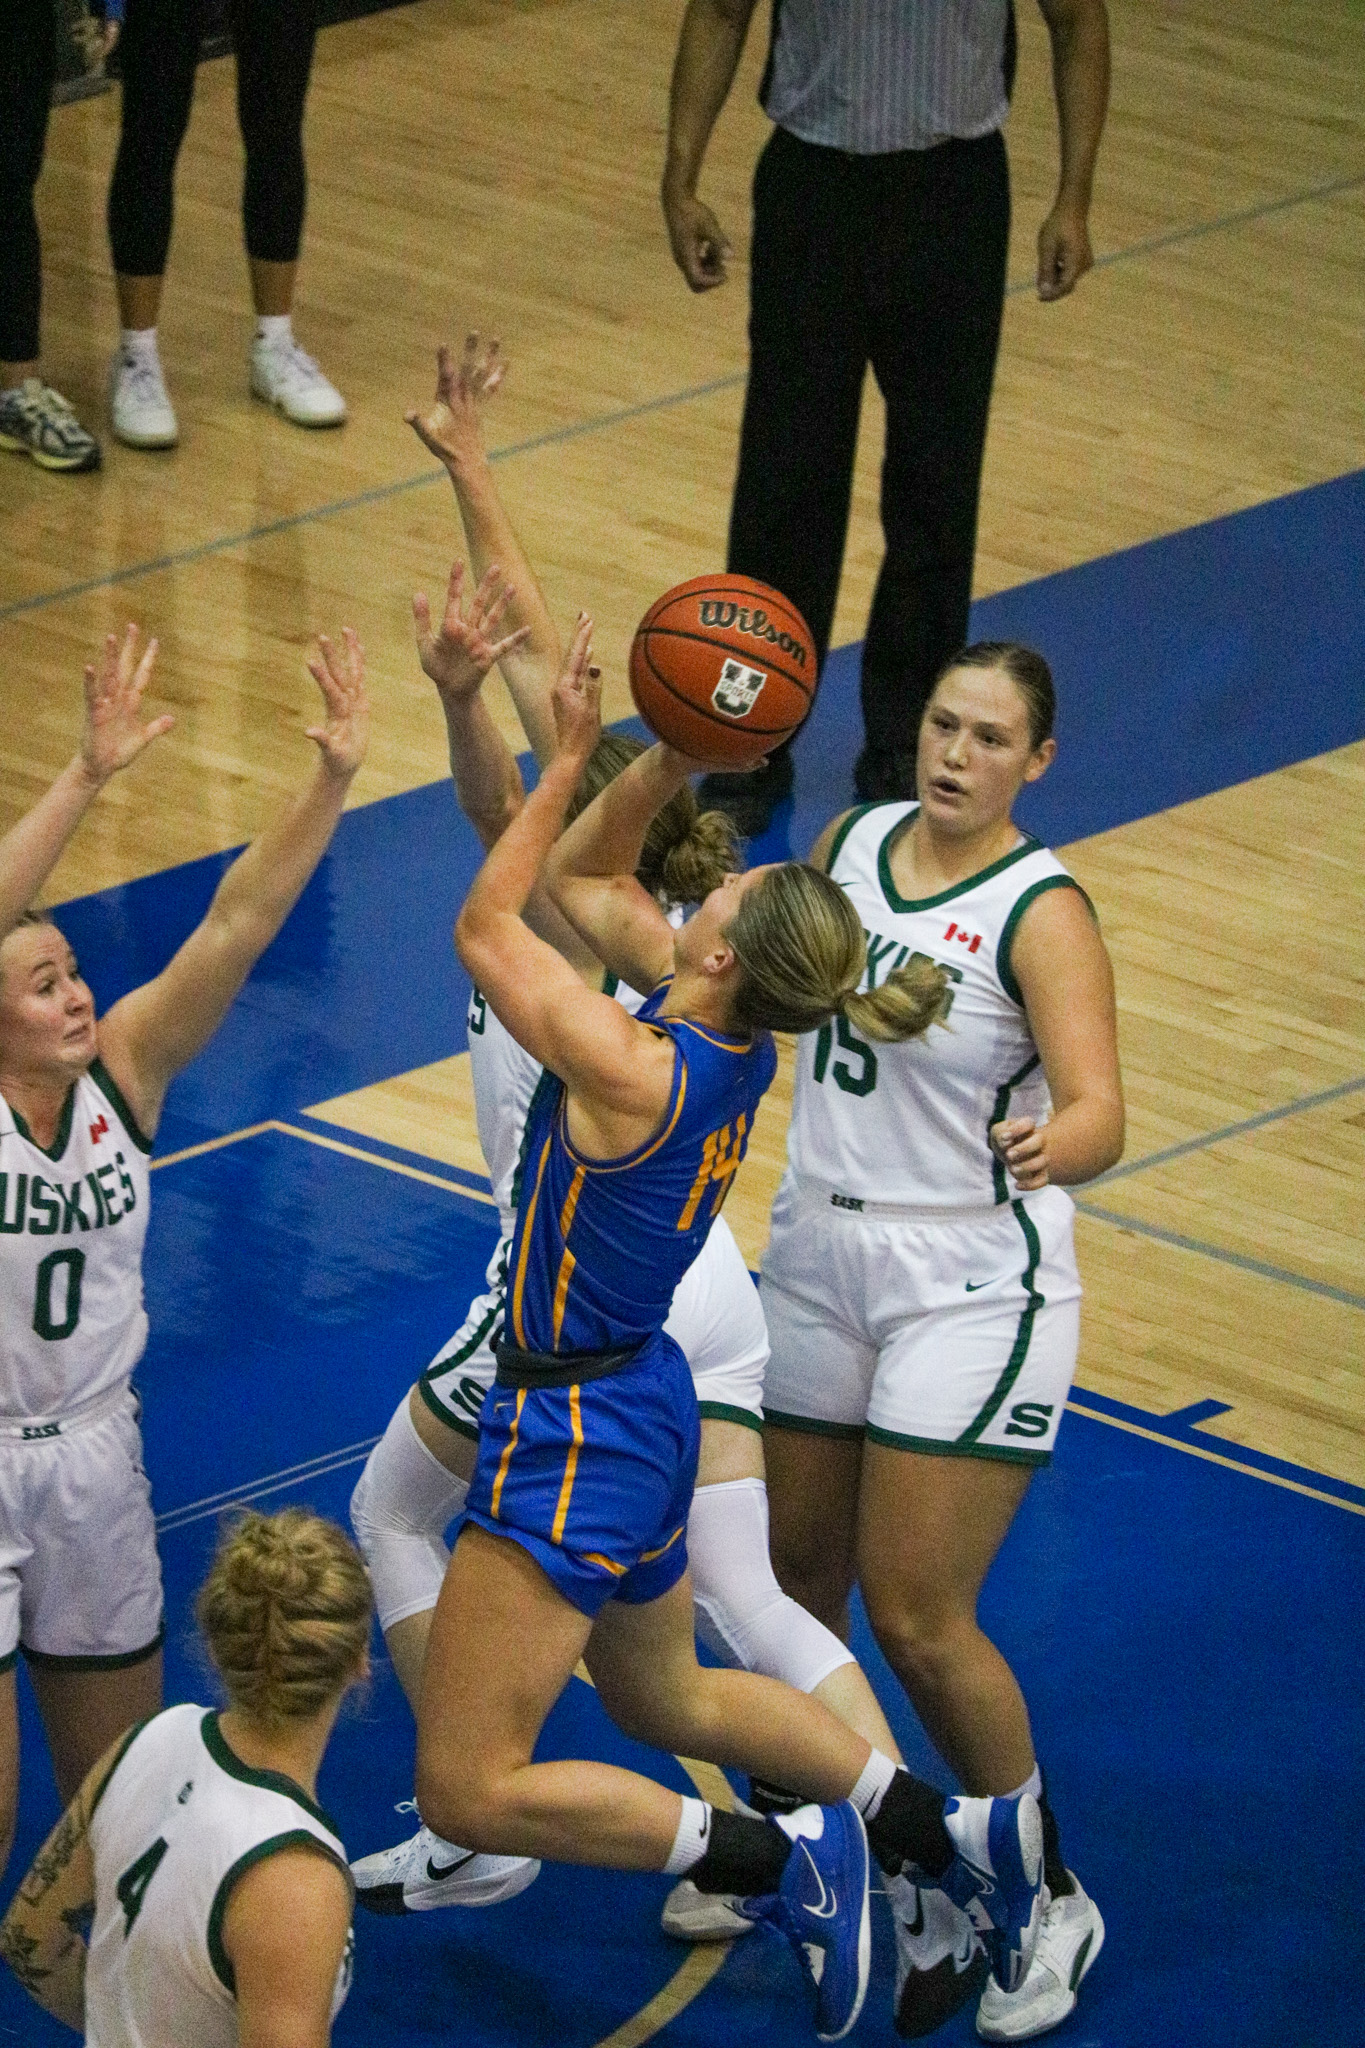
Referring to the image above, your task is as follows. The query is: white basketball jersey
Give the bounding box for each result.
[788,803,1085,1207]
[0,1061,151,1421]
[466,985,543,1236]
[86,1704,352,2048]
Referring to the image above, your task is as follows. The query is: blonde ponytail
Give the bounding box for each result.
[724,863,946,1041]
[196,1508,372,1727]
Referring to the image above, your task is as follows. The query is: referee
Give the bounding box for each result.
[662,0,1110,831]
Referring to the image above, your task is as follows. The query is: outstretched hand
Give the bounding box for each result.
[405,334,504,473]
[304,628,370,781]
[80,625,175,785]
[413,560,532,703]
[551,614,602,766]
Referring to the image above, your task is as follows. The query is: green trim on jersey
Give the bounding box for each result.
[602,971,620,1000]
[90,1057,154,1155]
[419,1291,503,1435]
[696,1401,762,1432]
[761,1407,865,1442]
[864,1423,1050,1466]
[207,1830,350,1994]
[201,1712,339,1835]
[87,1715,155,1822]
[415,1388,479,1442]
[823,803,885,876]
[996,876,1094,1007]
[956,1202,1043,1446]
[24,1621,164,1673]
[988,1053,1042,1204]
[876,810,1043,916]
[0,1647,17,1676]
[7,1082,76,1162]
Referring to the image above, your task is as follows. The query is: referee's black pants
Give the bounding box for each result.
[727,125,1011,767]
[0,0,57,364]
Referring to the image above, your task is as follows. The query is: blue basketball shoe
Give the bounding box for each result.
[745,1802,871,2041]
[940,1793,1044,1994]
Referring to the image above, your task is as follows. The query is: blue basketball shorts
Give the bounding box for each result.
[462,1329,700,1618]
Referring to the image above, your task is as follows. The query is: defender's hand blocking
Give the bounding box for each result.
[81,625,175,785]
[413,560,532,704]
[304,629,370,782]
[405,335,505,474]
[551,614,602,768]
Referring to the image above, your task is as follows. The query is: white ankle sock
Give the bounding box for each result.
[256,313,293,348]
[848,1747,899,1821]
[1006,1765,1043,1803]
[120,327,160,364]
[663,1797,713,1876]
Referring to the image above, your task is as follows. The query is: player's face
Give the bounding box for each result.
[0,925,97,1080]
[676,863,774,972]
[915,668,1053,834]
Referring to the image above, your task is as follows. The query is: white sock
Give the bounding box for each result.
[1007,1765,1043,1803]
[119,326,160,364]
[256,313,293,348]
[663,1797,713,1876]
[848,1747,899,1821]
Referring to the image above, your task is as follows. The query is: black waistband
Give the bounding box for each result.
[494,1337,643,1390]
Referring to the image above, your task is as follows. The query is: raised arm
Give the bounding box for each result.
[545,740,695,995]
[96,632,369,1138]
[661,0,761,290]
[989,885,1124,1188]
[454,619,674,1137]
[407,337,561,765]
[1035,0,1111,301]
[0,625,173,936]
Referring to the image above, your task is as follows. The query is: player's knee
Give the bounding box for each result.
[864,1585,971,1683]
[349,1399,464,1635]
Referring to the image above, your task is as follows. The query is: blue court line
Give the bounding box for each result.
[1066,1385,1365,1512]
[1090,1073,1365,1186]
[4,170,1361,628]
[1073,1199,1365,1312]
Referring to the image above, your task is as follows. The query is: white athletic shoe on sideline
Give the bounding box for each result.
[661,1877,756,1942]
[110,348,178,448]
[975,1874,1104,2040]
[351,1822,539,1915]
[249,335,347,426]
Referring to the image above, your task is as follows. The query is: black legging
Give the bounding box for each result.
[0,0,57,362]
[108,0,317,277]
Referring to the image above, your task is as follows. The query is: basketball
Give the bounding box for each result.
[628,574,816,768]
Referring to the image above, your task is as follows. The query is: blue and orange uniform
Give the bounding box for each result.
[464,983,777,1615]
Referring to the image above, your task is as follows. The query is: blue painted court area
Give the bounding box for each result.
[1,474,1362,2045]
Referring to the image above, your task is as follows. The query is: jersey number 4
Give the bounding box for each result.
[116,1836,169,1938]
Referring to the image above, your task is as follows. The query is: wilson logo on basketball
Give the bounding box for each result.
[712,659,767,718]
[698,602,808,665]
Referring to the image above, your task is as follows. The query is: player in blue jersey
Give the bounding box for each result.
[412,618,1052,2036]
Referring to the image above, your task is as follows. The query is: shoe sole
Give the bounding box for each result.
[660,1904,755,1942]
[355,1858,540,1916]
[111,425,178,449]
[0,431,100,473]
[249,382,347,428]
[817,1807,871,2043]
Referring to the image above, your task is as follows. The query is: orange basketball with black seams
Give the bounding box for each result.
[628,574,816,767]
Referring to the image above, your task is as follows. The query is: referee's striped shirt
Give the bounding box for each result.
[761,0,1012,154]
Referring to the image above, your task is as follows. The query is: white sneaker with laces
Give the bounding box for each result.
[110,348,178,448]
[249,334,346,426]
[975,1873,1104,2040]
[661,1877,755,1942]
[350,1821,539,1915]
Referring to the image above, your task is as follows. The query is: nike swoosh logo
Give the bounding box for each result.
[426,1851,477,1881]
[906,1887,925,1937]
[798,1841,838,1919]
[964,1280,990,1292]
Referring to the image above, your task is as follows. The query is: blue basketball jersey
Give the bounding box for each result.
[504,983,777,1356]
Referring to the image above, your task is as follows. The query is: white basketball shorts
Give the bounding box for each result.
[419,1215,768,1438]
[0,1384,164,1668]
[760,1175,1081,1463]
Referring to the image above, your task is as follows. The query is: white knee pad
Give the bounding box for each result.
[350,1397,469,1635]
[687,1477,854,1694]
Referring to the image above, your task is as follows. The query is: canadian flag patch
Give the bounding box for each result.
[943,922,983,954]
